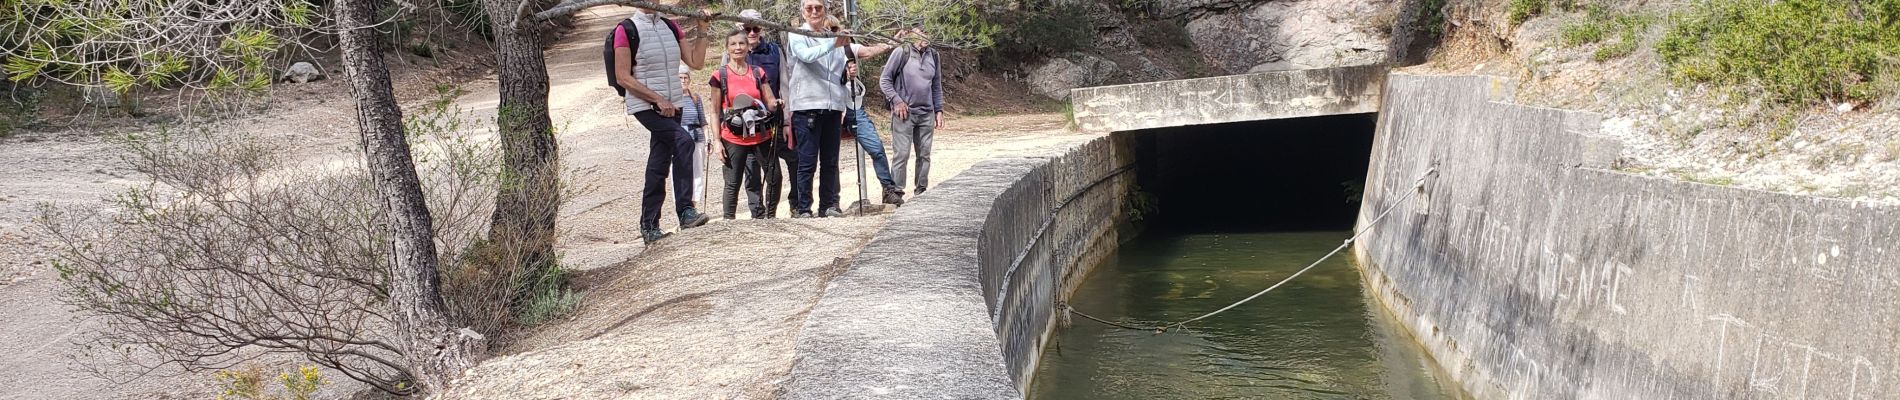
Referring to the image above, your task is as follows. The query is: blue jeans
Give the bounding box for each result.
[791,110,843,213]
[847,109,896,189]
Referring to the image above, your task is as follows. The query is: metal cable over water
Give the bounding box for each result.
[1064,167,1437,333]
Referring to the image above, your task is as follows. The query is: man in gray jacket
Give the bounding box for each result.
[878,27,943,202]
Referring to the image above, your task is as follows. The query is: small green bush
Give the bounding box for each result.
[1508,0,1548,25]
[1594,38,1639,61]
[441,0,494,40]
[1561,20,1607,46]
[982,1,1096,66]
[0,88,42,137]
[215,365,327,400]
[1657,0,1900,104]
[1417,0,1449,36]
[1561,6,1651,62]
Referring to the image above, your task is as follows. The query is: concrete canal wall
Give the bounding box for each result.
[782,136,1135,399]
[1069,65,1384,133]
[1355,74,1900,400]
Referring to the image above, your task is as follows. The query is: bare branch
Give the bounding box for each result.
[523,0,882,40]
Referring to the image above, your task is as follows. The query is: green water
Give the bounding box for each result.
[1029,232,1469,400]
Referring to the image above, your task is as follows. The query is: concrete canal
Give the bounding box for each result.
[1028,231,1468,399]
[1029,113,1466,399]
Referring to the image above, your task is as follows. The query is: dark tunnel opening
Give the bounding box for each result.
[1126,113,1378,233]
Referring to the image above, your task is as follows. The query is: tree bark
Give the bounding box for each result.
[334,0,483,393]
[482,0,561,289]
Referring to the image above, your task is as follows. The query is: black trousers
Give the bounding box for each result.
[745,128,796,217]
[722,139,779,218]
[635,110,695,230]
[791,110,843,213]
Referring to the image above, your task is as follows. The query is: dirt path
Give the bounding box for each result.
[0,5,1089,399]
[442,7,1090,398]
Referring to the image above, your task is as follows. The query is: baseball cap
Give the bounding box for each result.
[738,9,763,27]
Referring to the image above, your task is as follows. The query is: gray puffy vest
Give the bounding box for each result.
[624,12,686,115]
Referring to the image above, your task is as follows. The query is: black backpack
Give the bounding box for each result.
[882,46,933,111]
[602,17,682,97]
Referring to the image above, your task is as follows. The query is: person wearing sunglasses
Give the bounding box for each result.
[726,8,796,218]
[783,0,853,218]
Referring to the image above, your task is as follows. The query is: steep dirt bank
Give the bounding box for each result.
[1406,0,1900,203]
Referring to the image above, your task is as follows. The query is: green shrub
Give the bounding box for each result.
[1508,0,1548,25]
[982,1,1096,65]
[1561,20,1607,46]
[0,87,41,137]
[215,365,327,400]
[1593,38,1639,61]
[1657,0,1900,104]
[441,0,494,40]
[1417,0,1450,36]
[409,42,436,59]
[1561,6,1652,61]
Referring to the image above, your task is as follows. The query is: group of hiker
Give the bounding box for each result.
[609,0,946,243]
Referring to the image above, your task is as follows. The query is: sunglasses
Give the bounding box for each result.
[802,4,826,11]
[744,26,760,33]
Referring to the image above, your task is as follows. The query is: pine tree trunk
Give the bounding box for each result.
[334,0,483,393]
[481,0,560,289]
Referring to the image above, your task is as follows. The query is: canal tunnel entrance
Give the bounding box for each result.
[1128,113,1378,232]
[1030,112,1467,399]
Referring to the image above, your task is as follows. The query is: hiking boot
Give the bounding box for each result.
[792,211,815,219]
[679,208,710,229]
[882,189,905,206]
[641,228,670,244]
[915,186,927,195]
[821,207,846,218]
[749,207,766,220]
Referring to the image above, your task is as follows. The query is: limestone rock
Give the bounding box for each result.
[1247,62,1297,73]
[1028,54,1119,100]
[1147,0,1264,19]
[282,62,324,84]
[1185,0,1395,74]
[1082,1,1141,49]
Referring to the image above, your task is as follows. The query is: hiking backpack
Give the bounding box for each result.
[602,17,682,97]
[716,65,779,136]
[881,46,934,111]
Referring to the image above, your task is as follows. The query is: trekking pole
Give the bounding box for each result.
[855,122,867,214]
[845,0,866,215]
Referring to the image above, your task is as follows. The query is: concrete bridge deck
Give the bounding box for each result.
[1068,65,1386,132]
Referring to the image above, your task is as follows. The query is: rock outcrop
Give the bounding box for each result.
[1184,0,1396,74]
[282,62,324,84]
[1027,54,1120,100]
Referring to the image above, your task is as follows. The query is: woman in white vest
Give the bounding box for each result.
[784,0,852,218]
[611,6,710,244]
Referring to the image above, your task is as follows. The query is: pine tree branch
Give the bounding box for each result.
[520,0,874,40]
